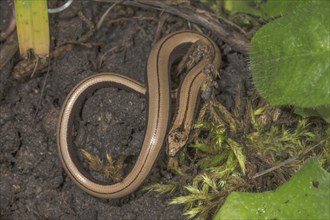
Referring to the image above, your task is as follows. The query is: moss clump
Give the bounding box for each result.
[146,90,329,219]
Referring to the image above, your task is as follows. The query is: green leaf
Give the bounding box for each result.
[294,105,330,123]
[223,0,299,20]
[214,158,330,220]
[250,1,330,108]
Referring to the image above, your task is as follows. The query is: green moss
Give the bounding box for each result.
[146,94,329,219]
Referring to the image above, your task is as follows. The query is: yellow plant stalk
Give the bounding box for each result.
[14,0,49,57]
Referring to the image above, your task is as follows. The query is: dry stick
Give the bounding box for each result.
[98,45,123,68]
[77,11,96,43]
[59,11,97,48]
[0,0,16,40]
[209,12,248,37]
[95,0,250,54]
[253,140,327,179]
[33,57,51,120]
[29,56,40,78]
[153,13,170,45]
[97,0,122,29]
[0,33,18,70]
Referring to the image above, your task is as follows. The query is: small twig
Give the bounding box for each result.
[30,56,40,78]
[253,140,326,179]
[14,10,96,80]
[33,56,51,120]
[60,11,97,47]
[153,13,169,44]
[190,23,203,34]
[211,12,248,37]
[105,16,158,26]
[0,33,18,70]
[13,44,73,81]
[95,0,250,54]
[97,0,122,29]
[0,0,16,41]
[78,11,96,42]
[98,45,123,68]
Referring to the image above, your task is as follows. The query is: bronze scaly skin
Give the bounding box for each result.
[57,31,221,199]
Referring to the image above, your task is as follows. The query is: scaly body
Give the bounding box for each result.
[57,31,221,199]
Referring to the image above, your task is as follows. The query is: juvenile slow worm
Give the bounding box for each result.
[57,31,221,199]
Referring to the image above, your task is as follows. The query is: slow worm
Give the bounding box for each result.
[57,31,221,198]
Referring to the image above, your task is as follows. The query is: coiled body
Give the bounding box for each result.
[57,31,221,198]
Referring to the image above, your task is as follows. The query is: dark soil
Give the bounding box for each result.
[0,1,249,219]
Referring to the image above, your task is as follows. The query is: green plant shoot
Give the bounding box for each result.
[14,0,50,57]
